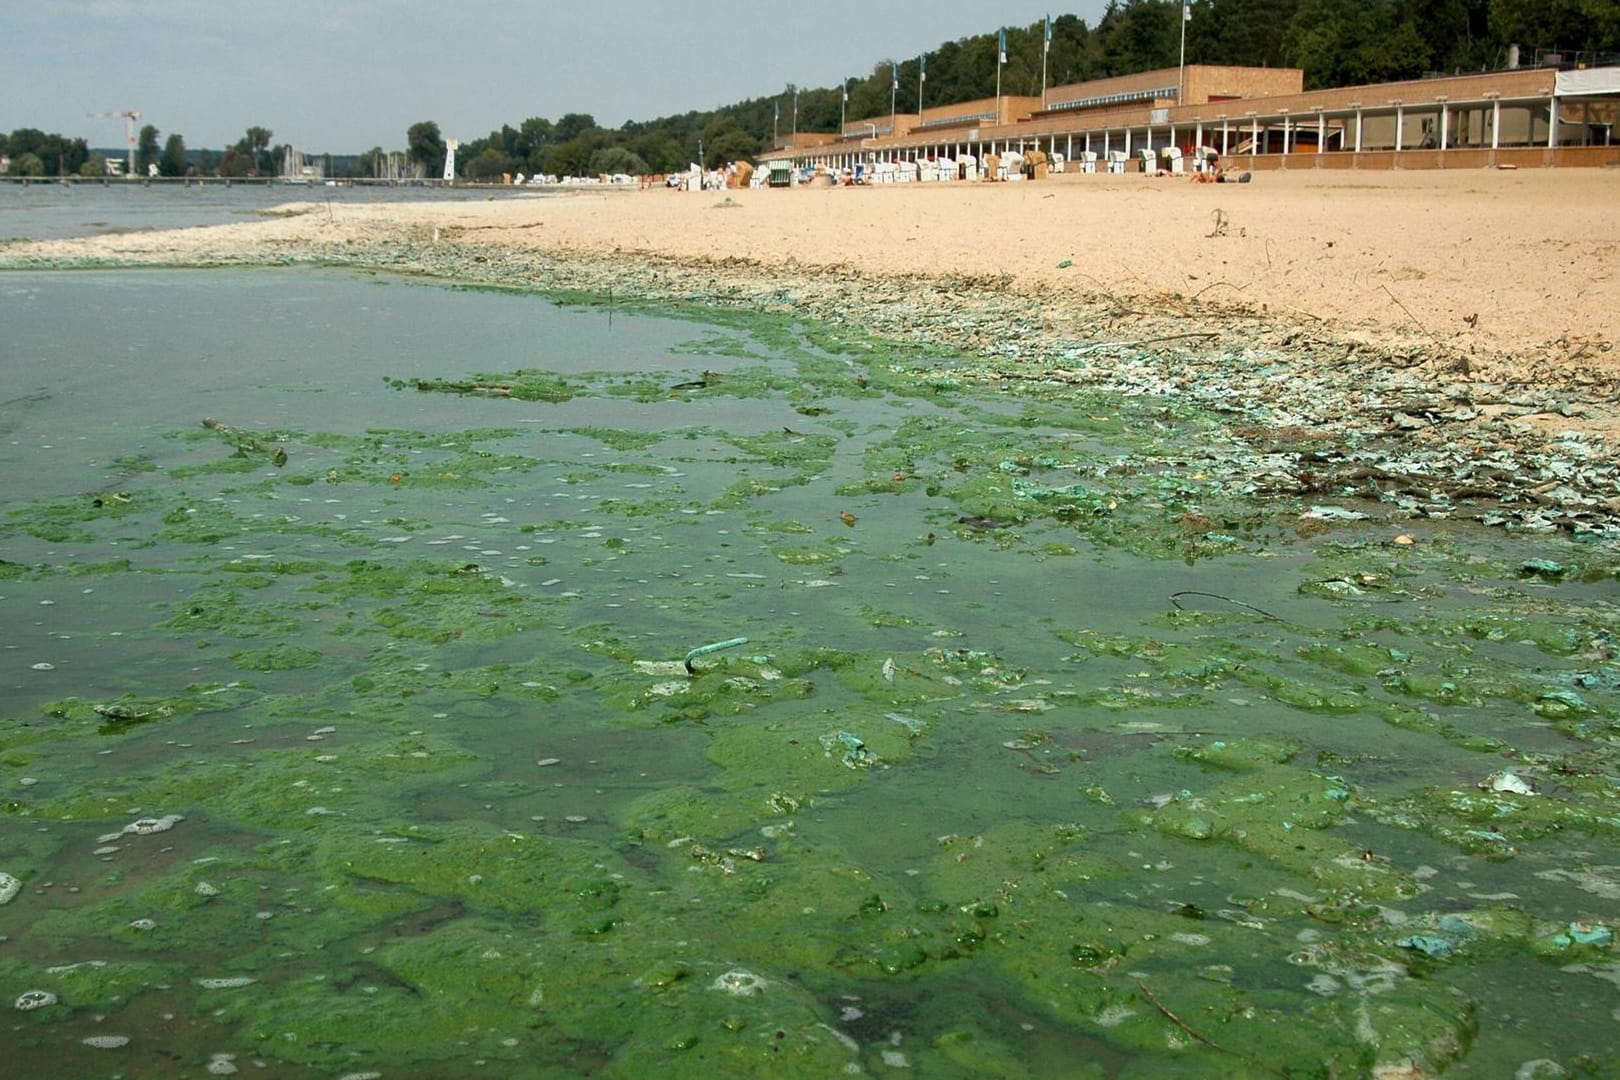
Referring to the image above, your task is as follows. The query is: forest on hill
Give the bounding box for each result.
[6,0,1615,179]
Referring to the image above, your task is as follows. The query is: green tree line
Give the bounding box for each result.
[6,0,1613,178]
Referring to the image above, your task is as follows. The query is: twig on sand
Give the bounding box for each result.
[1190,279,1247,300]
[1381,284,1440,346]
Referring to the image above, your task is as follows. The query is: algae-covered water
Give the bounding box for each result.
[1,270,1617,1079]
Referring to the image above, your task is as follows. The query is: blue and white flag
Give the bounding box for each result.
[920,54,927,82]
[1045,14,1052,51]
[998,28,1007,65]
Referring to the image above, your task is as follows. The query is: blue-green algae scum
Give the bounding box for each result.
[1,270,1616,1079]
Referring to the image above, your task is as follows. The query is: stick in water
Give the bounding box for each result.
[684,637,750,674]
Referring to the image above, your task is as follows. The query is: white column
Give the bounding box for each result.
[1281,114,1290,155]
[1439,102,1449,150]
[1548,95,1558,148]
[1124,128,1132,156]
[1221,119,1229,155]
[1250,116,1259,155]
[1354,108,1363,152]
[1491,98,1500,150]
[1394,104,1404,152]
[1195,120,1203,153]
[1317,111,1325,152]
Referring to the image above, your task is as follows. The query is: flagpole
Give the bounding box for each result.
[996,28,1004,106]
[890,59,898,140]
[1179,4,1189,105]
[1042,15,1050,110]
[918,54,925,118]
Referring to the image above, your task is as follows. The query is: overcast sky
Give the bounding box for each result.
[6,2,1113,153]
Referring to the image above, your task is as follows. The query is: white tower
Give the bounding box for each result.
[443,139,459,182]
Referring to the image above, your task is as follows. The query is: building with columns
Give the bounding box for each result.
[759,62,1619,175]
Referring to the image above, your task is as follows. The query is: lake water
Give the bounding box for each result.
[0,181,545,242]
[0,263,1616,1078]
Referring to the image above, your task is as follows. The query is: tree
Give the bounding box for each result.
[554,113,597,142]
[159,133,188,177]
[219,127,273,176]
[700,116,761,167]
[631,132,684,173]
[136,124,160,176]
[7,152,44,177]
[515,116,554,171]
[407,121,445,177]
[543,137,594,177]
[79,155,111,178]
[1207,0,1301,69]
[1096,0,1182,75]
[242,126,274,175]
[1489,0,1620,56]
[587,146,649,176]
[465,146,512,181]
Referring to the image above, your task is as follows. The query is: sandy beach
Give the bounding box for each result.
[5,167,1619,528]
[10,168,1614,355]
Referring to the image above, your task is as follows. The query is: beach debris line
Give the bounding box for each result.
[683,636,749,675]
[200,417,288,467]
[409,378,512,397]
[392,373,574,403]
[668,371,720,392]
[820,730,876,769]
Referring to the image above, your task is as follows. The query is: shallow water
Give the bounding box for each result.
[1,270,1617,1078]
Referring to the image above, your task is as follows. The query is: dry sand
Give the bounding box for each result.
[472,168,1620,361]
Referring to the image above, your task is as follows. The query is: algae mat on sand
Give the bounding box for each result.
[1,270,1617,1078]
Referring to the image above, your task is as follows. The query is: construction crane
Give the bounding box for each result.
[88,110,143,177]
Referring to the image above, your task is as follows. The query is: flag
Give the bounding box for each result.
[843,83,849,103]
[1184,3,1192,20]
[1045,14,1052,51]
[892,60,899,91]
[998,28,1007,65]
[920,54,927,81]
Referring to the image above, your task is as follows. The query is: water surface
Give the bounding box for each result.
[1,269,1616,1078]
